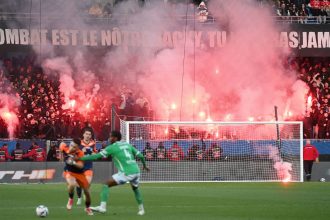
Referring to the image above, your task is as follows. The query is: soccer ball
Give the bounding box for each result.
[320,178,326,182]
[36,205,49,217]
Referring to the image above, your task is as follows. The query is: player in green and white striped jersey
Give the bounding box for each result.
[79,130,150,215]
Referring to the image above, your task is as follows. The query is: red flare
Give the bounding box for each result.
[170,103,177,110]
[70,100,76,109]
[199,111,206,118]
[2,111,12,120]
[307,95,312,108]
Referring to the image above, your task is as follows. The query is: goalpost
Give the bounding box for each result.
[120,120,304,182]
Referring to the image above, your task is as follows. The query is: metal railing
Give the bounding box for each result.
[274,15,330,24]
[0,12,329,24]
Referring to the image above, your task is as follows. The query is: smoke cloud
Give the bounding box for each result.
[268,145,293,182]
[42,57,76,109]
[7,0,308,121]
[0,96,20,139]
[100,0,307,120]
[0,65,20,139]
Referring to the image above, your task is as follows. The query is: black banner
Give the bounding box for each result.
[0,24,328,57]
[283,24,330,57]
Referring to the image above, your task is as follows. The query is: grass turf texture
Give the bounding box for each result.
[0,183,329,220]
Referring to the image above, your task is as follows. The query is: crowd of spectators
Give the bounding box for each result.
[1,56,330,140]
[0,140,223,162]
[85,0,212,22]
[0,0,328,24]
[84,0,330,24]
[272,0,330,23]
[288,57,330,138]
[0,140,111,162]
[0,142,46,162]
[0,56,151,140]
[0,1,329,140]
[142,141,223,161]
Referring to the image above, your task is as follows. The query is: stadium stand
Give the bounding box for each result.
[1,56,329,140]
[0,0,329,140]
[273,0,330,23]
[0,56,151,140]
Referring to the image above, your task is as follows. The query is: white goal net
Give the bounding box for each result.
[120,120,303,182]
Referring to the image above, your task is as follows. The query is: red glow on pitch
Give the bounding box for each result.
[282,176,291,183]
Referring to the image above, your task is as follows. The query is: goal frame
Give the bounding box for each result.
[123,121,304,183]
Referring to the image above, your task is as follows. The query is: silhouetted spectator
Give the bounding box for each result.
[101,120,111,141]
[23,142,46,162]
[71,121,82,139]
[206,143,223,160]
[143,142,155,161]
[155,142,167,160]
[0,143,13,162]
[167,141,184,161]
[11,143,24,161]
[47,142,60,161]
[187,144,204,160]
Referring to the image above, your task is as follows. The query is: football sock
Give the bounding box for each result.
[76,187,82,198]
[133,188,143,205]
[100,185,109,205]
[69,192,74,199]
[85,200,91,208]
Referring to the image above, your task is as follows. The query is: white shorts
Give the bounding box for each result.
[112,172,140,187]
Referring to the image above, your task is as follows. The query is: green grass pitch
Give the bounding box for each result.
[0,182,330,220]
